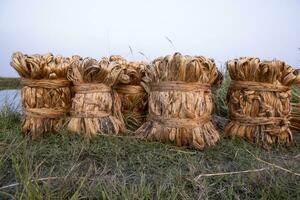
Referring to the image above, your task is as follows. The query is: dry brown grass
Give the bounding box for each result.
[10,52,72,138]
[225,57,300,147]
[135,53,222,150]
[67,57,126,138]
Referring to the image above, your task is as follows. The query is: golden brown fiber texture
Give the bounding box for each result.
[225,57,300,147]
[135,53,222,150]
[67,57,125,138]
[111,56,148,131]
[10,52,72,138]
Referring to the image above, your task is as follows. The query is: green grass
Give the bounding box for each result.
[0,108,299,199]
[292,85,300,103]
[0,77,20,90]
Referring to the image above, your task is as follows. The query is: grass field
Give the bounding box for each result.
[0,76,299,199]
[0,109,299,199]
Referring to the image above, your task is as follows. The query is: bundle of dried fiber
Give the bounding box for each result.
[110,55,148,131]
[10,52,72,138]
[135,53,222,150]
[67,57,126,138]
[225,57,300,147]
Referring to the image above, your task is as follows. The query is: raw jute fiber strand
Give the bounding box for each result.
[110,55,148,131]
[225,57,300,147]
[135,53,222,150]
[67,57,126,138]
[10,52,72,138]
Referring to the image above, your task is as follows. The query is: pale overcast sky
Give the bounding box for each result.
[0,0,300,77]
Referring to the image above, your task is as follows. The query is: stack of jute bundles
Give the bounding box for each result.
[67,57,126,138]
[10,52,72,138]
[110,55,148,131]
[225,57,300,147]
[136,53,222,150]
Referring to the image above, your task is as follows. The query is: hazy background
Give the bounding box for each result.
[1,0,300,77]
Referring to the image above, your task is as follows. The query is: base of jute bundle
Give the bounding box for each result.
[67,83,125,137]
[20,78,71,138]
[225,80,293,146]
[115,84,148,131]
[135,81,220,150]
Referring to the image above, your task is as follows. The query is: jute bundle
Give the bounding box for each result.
[67,57,126,138]
[225,57,300,147]
[110,56,148,131]
[10,52,72,138]
[135,53,222,150]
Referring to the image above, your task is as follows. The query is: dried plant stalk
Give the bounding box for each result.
[67,57,125,138]
[225,57,300,147]
[110,55,148,131]
[10,52,72,138]
[135,53,222,150]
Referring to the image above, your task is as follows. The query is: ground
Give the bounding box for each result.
[0,77,299,199]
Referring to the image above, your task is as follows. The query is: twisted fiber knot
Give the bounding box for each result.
[230,112,290,126]
[148,114,211,128]
[23,108,68,118]
[230,81,290,92]
[73,83,111,94]
[70,110,111,118]
[21,78,70,88]
[150,81,211,92]
[115,85,145,94]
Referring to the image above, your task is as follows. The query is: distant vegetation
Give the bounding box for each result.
[0,77,20,90]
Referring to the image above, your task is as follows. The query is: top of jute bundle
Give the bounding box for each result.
[107,55,147,95]
[108,55,147,86]
[10,52,76,80]
[227,57,300,87]
[67,57,125,87]
[141,52,223,92]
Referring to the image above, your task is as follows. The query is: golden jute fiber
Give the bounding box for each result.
[67,57,126,138]
[110,55,148,131]
[10,52,72,138]
[225,57,300,147]
[135,53,222,150]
